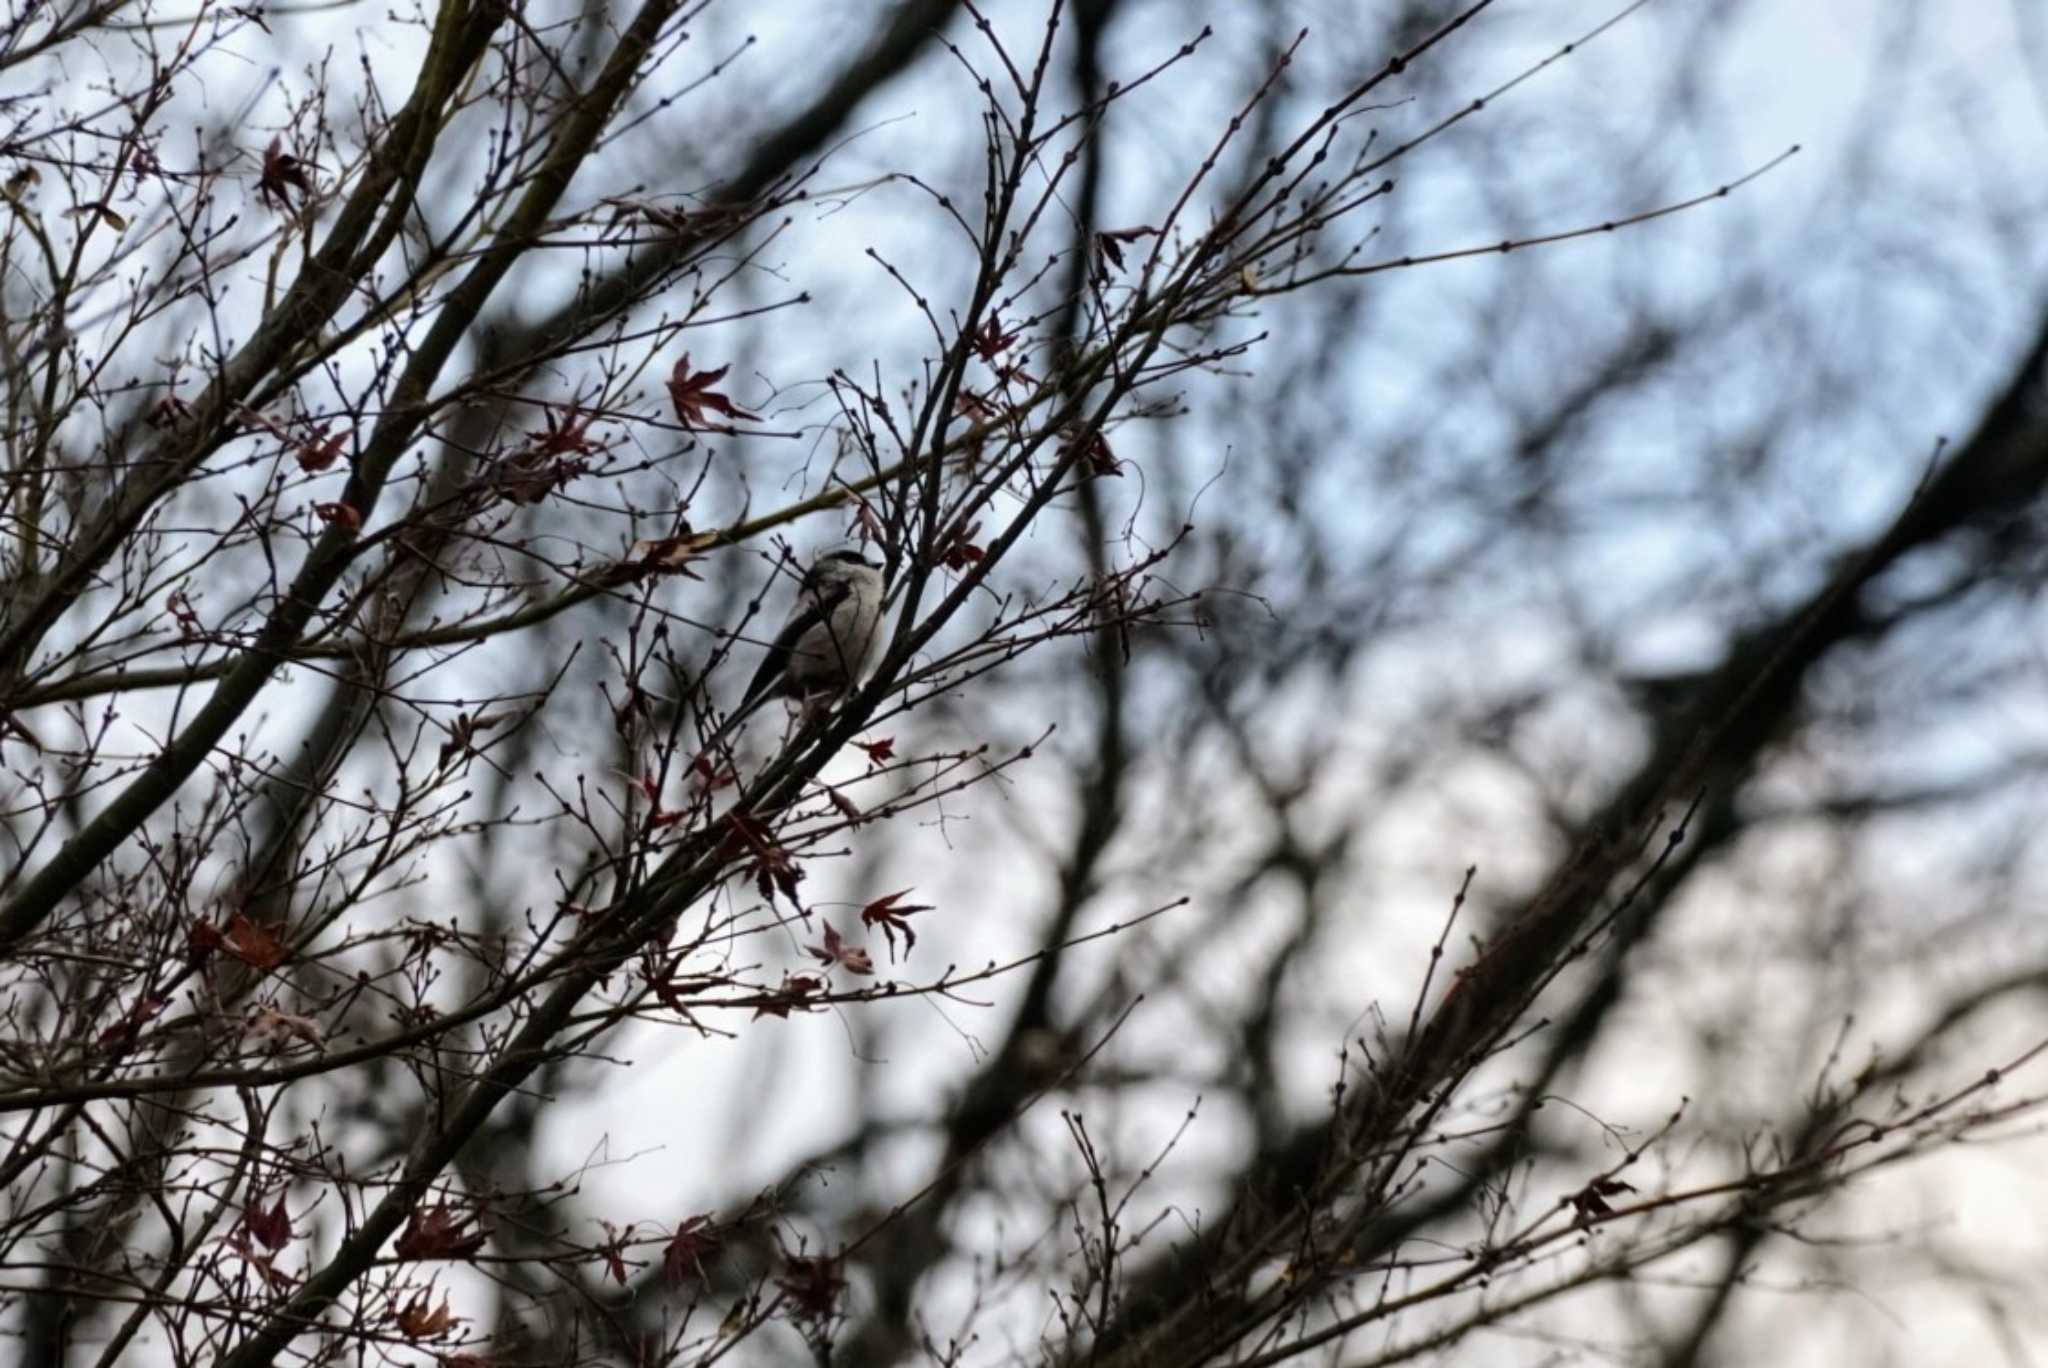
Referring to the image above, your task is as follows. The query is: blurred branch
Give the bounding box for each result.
[1076,299,2048,1367]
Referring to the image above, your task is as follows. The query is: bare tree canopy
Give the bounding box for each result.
[3,1,2047,1365]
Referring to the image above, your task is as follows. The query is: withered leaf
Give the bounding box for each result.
[1568,1176,1637,1222]
[313,500,362,530]
[752,973,825,1020]
[805,922,874,976]
[223,912,289,970]
[245,1002,324,1051]
[620,533,706,580]
[296,425,345,472]
[395,1290,461,1340]
[493,450,587,505]
[1094,224,1157,271]
[62,202,126,231]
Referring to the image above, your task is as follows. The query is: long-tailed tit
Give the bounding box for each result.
[727,550,886,730]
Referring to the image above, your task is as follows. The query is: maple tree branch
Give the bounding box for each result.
[0,0,508,687]
[503,0,964,370]
[0,0,678,958]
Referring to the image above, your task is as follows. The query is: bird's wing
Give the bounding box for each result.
[736,581,850,712]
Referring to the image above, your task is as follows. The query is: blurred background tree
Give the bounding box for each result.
[3,0,2046,1365]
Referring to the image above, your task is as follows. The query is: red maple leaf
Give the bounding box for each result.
[147,393,193,429]
[971,314,1019,365]
[434,710,512,772]
[690,753,737,791]
[595,1220,635,1285]
[227,1191,303,1292]
[855,736,895,765]
[96,993,170,1050]
[662,1215,723,1285]
[1061,426,1123,478]
[859,889,932,962]
[715,809,772,859]
[753,845,804,904]
[635,772,687,831]
[395,1204,490,1262]
[936,520,985,572]
[257,136,314,211]
[666,356,758,432]
[718,810,803,905]
[777,1252,845,1323]
[187,916,224,967]
[243,1193,292,1252]
[526,403,602,458]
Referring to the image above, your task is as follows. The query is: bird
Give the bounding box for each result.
[724,549,887,733]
